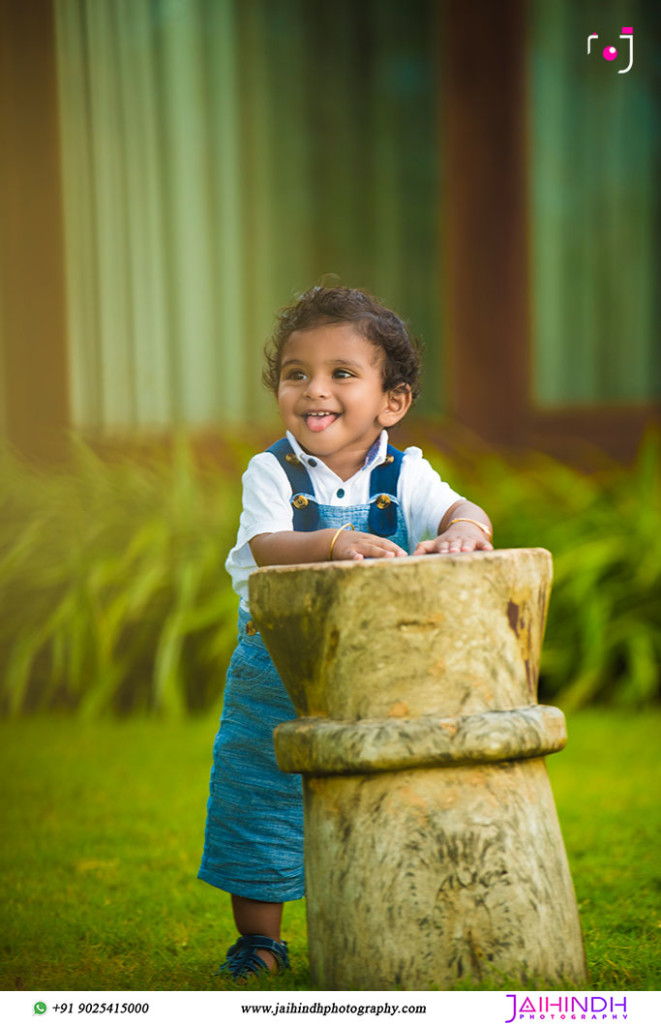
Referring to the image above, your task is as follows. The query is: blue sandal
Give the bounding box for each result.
[218,934,290,979]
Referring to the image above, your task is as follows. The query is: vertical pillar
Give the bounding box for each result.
[442,0,530,446]
[0,0,70,461]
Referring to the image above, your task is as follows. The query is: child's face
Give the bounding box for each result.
[277,323,410,478]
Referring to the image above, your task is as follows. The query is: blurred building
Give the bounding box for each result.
[0,0,659,462]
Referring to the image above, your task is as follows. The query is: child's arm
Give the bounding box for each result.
[250,529,408,566]
[413,499,493,555]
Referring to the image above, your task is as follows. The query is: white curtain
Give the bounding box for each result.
[55,0,442,433]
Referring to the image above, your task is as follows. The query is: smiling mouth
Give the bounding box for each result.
[303,412,339,433]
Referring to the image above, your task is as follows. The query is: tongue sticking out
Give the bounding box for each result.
[306,414,337,432]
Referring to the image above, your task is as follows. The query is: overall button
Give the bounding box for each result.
[293,495,309,508]
[376,494,391,509]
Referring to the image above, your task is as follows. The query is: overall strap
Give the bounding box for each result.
[368,444,405,537]
[266,437,320,531]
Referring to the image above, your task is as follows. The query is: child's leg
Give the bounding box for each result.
[231,895,284,972]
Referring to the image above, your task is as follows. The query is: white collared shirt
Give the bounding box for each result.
[226,430,463,610]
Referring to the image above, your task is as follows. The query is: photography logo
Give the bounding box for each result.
[587,26,634,73]
[505,994,629,1021]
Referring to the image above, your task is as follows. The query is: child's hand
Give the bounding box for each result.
[331,529,408,561]
[413,523,493,556]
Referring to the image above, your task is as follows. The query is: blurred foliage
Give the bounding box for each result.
[0,430,659,717]
[427,429,661,711]
[0,437,243,718]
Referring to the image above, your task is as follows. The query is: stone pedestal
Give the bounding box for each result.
[249,548,586,990]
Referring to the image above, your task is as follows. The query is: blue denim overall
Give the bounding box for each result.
[198,438,409,902]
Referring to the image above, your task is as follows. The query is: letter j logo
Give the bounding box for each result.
[587,27,634,73]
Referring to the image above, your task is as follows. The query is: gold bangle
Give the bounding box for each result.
[447,517,493,539]
[329,522,355,560]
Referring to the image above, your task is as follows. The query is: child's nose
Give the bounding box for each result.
[304,375,331,398]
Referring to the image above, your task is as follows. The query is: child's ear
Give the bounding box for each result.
[378,384,413,427]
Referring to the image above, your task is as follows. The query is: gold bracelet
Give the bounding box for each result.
[329,522,355,560]
[448,517,493,539]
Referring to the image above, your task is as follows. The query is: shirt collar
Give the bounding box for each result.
[285,429,390,480]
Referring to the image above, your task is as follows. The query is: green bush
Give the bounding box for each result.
[0,430,659,716]
[0,438,241,717]
[426,429,661,710]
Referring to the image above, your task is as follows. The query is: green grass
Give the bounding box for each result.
[546,710,661,991]
[1,710,660,992]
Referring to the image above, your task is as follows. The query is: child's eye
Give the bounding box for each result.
[333,369,354,379]
[283,369,306,381]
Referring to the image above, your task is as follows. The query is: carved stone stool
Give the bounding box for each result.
[249,548,586,990]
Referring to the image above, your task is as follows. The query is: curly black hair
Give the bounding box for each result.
[263,286,422,402]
